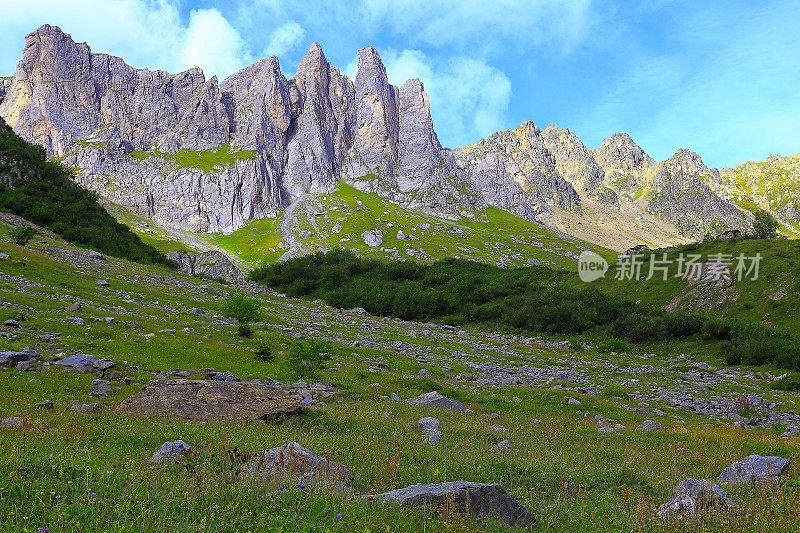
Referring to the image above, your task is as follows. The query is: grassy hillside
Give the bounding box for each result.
[0,118,168,265]
[0,219,798,531]
[118,181,612,270]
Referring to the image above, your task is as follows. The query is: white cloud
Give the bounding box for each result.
[0,0,254,80]
[366,49,512,148]
[180,9,252,79]
[263,21,305,58]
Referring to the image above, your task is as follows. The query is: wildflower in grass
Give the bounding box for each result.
[298,482,306,491]
[91,492,97,498]
[37,528,49,533]
[211,505,218,513]
[336,513,343,520]
[278,485,285,493]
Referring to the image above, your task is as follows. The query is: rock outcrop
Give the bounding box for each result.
[368,481,536,527]
[167,250,244,283]
[118,379,302,421]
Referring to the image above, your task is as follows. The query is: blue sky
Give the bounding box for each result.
[1,0,799,167]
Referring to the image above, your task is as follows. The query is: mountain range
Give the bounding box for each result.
[1,25,798,253]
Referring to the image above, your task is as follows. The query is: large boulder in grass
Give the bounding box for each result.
[149,440,193,464]
[54,354,113,372]
[367,481,536,528]
[118,380,301,421]
[407,391,468,412]
[0,350,35,366]
[244,442,353,487]
[167,251,244,283]
[718,455,791,486]
[656,478,736,517]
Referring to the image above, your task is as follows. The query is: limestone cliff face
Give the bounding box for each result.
[644,149,749,236]
[0,24,752,239]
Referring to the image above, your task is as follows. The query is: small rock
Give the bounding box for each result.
[69,400,101,413]
[96,279,109,287]
[0,252,8,260]
[496,439,512,450]
[407,391,468,413]
[566,397,581,406]
[417,369,432,378]
[638,420,663,431]
[55,354,114,373]
[0,350,35,366]
[149,440,192,464]
[87,250,106,261]
[418,417,442,444]
[3,319,20,328]
[244,442,353,487]
[104,317,116,325]
[389,393,401,402]
[0,417,25,428]
[67,316,85,325]
[489,424,508,434]
[657,478,735,517]
[15,359,33,371]
[36,400,54,411]
[362,229,383,247]
[90,379,112,398]
[67,302,82,312]
[189,307,205,316]
[208,370,241,382]
[719,455,791,486]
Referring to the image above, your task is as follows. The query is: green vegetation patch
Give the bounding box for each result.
[131,144,257,173]
[0,118,168,265]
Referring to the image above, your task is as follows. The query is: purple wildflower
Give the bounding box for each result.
[278,485,285,493]
[336,513,343,520]
[298,482,306,490]
[211,505,218,513]
[37,528,50,533]
[90,492,97,498]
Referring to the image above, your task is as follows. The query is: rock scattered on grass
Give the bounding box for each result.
[118,379,301,421]
[418,417,442,444]
[407,391,468,413]
[656,478,735,517]
[149,440,192,464]
[367,481,535,528]
[69,400,101,413]
[718,455,791,486]
[244,441,353,487]
[55,354,114,373]
[90,379,112,398]
[638,420,663,431]
[0,416,26,428]
[566,397,581,406]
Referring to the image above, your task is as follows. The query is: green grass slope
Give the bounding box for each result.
[0,221,799,531]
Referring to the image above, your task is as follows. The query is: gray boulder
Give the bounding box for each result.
[0,416,26,428]
[55,354,114,373]
[367,481,535,528]
[69,400,101,413]
[566,397,581,406]
[167,251,244,283]
[149,440,192,464]
[418,417,442,444]
[638,420,663,431]
[657,478,735,517]
[362,229,383,247]
[90,379,112,397]
[719,455,791,486]
[245,441,353,487]
[0,350,35,366]
[407,391,468,413]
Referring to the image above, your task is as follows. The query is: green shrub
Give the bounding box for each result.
[9,225,36,246]
[751,209,778,239]
[0,118,168,265]
[255,343,274,362]
[601,384,628,398]
[225,293,261,324]
[237,324,254,338]
[252,250,800,371]
[288,340,331,379]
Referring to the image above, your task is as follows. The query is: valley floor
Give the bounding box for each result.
[0,223,798,531]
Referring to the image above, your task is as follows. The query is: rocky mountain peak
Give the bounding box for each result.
[594,132,654,173]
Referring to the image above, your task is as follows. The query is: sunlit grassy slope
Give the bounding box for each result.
[0,220,798,532]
